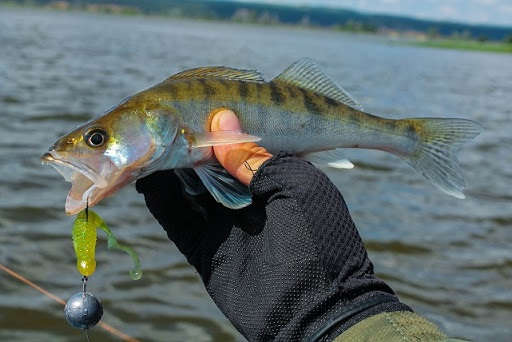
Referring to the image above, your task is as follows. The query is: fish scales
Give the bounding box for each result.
[42,59,481,214]
[152,78,392,153]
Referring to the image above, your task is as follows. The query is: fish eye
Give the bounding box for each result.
[84,129,107,148]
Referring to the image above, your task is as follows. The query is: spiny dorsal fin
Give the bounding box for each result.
[165,66,265,82]
[273,58,363,111]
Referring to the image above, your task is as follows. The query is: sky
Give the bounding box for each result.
[232,0,512,27]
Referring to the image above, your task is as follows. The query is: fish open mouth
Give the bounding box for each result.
[41,151,108,215]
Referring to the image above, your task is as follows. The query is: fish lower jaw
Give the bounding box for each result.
[65,196,87,216]
[65,185,100,215]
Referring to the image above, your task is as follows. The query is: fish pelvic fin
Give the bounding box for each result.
[402,118,482,199]
[194,162,252,209]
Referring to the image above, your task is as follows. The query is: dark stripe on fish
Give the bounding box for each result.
[167,84,178,98]
[406,124,417,138]
[256,82,265,102]
[384,120,395,131]
[299,88,321,114]
[347,110,362,128]
[217,79,230,90]
[269,82,285,105]
[186,80,193,95]
[285,85,298,99]
[200,79,216,97]
[323,95,339,108]
[239,81,249,99]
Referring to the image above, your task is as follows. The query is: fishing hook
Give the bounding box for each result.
[85,197,89,222]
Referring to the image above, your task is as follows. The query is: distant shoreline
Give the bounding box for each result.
[3,2,512,54]
[409,39,512,54]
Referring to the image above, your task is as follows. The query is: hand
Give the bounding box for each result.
[136,110,409,341]
[210,109,272,185]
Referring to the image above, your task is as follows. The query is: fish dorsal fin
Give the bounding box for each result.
[165,66,265,82]
[273,58,363,111]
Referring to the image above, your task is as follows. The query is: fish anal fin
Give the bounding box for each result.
[165,66,264,82]
[273,58,363,111]
[301,149,355,169]
[194,163,252,209]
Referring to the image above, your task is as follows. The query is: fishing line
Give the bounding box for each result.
[0,263,140,342]
[84,328,91,342]
[83,199,89,340]
[82,276,88,293]
[81,275,89,341]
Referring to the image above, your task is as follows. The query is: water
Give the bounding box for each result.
[1,8,511,341]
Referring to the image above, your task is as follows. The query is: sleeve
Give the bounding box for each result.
[334,311,462,342]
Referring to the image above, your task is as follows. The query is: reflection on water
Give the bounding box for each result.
[0,7,511,342]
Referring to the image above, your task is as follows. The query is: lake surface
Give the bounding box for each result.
[0,8,511,342]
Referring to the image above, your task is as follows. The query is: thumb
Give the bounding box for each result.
[210,109,272,186]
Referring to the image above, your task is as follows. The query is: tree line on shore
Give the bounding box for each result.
[3,0,512,42]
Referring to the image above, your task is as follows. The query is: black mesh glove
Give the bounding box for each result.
[135,153,411,341]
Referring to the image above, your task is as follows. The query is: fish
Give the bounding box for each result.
[41,58,481,215]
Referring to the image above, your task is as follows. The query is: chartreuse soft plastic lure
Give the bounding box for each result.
[72,209,142,280]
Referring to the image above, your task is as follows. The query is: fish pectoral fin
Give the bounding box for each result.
[175,168,207,196]
[191,131,261,148]
[194,163,252,209]
[164,66,265,82]
[301,149,355,169]
[273,58,363,111]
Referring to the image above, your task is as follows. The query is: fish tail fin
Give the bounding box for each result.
[400,118,482,199]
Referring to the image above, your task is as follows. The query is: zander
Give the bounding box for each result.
[42,58,481,214]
